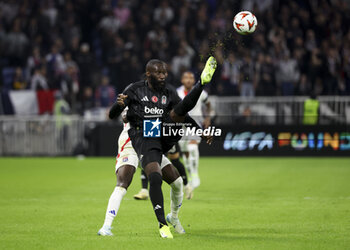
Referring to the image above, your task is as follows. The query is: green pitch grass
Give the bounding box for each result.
[0,157,349,250]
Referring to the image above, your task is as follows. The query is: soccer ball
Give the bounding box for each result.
[233,11,258,35]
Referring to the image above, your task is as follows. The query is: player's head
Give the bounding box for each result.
[145,59,168,90]
[181,71,195,90]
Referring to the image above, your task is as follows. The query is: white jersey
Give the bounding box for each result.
[177,85,209,125]
[115,122,138,170]
[117,122,131,154]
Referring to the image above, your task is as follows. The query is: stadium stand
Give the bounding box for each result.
[0,1,349,112]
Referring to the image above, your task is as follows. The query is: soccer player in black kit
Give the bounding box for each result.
[104,56,217,238]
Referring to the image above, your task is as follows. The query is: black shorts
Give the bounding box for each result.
[128,127,180,168]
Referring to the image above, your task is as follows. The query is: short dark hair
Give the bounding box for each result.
[146,59,167,72]
[181,70,194,77]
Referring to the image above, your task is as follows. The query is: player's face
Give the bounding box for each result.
[147,64,168,88]
[181,72,195,90]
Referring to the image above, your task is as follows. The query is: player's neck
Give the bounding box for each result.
[146,79,155,91]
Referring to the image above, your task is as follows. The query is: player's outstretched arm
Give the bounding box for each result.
[109,94,128,119]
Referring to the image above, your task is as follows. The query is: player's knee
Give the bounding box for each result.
[148,172,163,187]
[170,177,183,191]
[116,165,135,189]
[168,152,179,160]
[117,175,132,189]
[117,182,129,190]
[141,149,162,169]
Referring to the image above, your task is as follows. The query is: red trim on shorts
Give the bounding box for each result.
[116,137,131,164]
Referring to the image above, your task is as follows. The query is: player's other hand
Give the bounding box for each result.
[117,94,128,107]
[203,135,213,145]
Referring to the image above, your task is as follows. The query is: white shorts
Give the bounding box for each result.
[115,128,171,172]
[178,137,201,152]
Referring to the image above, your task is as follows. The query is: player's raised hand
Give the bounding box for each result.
[117,94,128,107]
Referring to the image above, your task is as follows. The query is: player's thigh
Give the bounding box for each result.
[161,164,180,184]
[142,149,163,177]
[115,148,139,189]
[160,155,180,184]
[167,145,180,160]
[116,165,136,189]
[168,152,180,160]
[115,148,139,172]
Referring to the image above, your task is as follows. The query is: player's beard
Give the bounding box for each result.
[149,75,165,91]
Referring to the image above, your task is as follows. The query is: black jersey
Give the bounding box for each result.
[109,79,203,160]
[113,80,181,129]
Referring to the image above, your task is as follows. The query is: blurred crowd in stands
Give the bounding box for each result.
[0,0,350,114]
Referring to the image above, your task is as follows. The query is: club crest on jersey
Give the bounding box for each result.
[161,95,167,104]
[122,157,128,162]
[152,96,158,103]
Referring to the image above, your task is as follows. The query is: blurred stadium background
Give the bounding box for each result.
[0,0,349,156]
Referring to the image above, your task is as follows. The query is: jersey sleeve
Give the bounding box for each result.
[121,83,133,106]
[108,84,133,119]
[201,90,209,104]
[184,114,202,130]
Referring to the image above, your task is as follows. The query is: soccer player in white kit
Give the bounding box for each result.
[177,71,214,189]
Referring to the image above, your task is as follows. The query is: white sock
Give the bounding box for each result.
[188,144,199,177]
[170,177,183,219]
[103,186,127,227]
